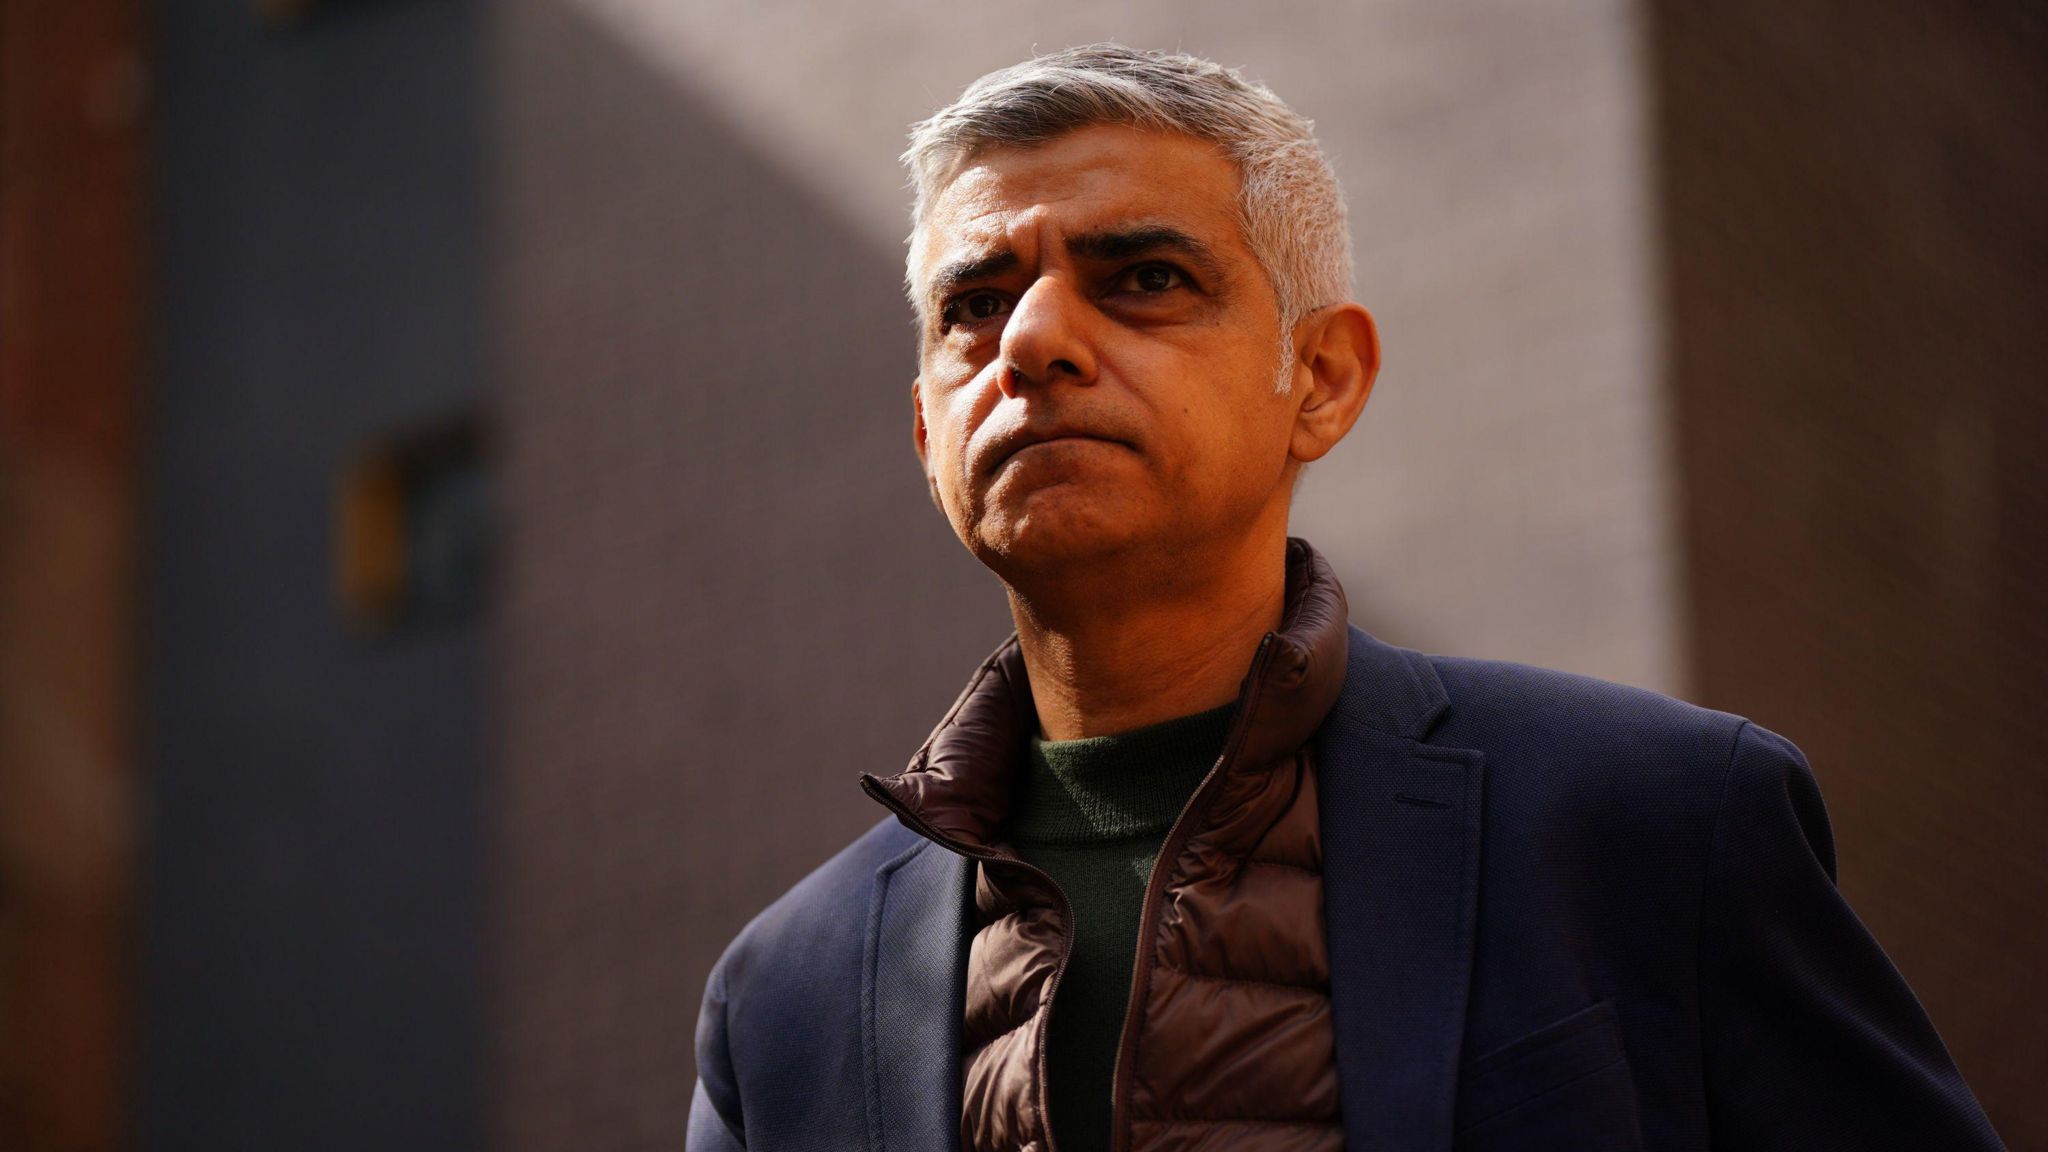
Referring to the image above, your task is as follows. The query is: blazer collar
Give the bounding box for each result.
[861,837,975,1152]
[1317,623,1486,1152]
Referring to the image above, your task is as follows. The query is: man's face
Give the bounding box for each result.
[911,123,1306,582]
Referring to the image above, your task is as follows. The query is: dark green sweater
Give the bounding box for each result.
[1008,702,1237,1152]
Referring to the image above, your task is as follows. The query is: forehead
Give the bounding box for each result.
[913,124,1250,284]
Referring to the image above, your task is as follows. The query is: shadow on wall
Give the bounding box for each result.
[492,2,1004,1148]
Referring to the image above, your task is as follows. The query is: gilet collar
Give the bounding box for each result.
[862,537,1352,851]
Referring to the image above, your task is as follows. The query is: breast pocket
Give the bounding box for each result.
[1454,999,1646,1152]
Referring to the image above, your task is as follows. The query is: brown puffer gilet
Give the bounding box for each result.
[864,538,1352,1152]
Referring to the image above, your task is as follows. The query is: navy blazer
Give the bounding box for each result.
[687,624,2004,1150]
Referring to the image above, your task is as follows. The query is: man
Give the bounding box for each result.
[687,44,2003,1152]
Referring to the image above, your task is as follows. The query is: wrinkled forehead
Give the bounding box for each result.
[906,126,1249,303]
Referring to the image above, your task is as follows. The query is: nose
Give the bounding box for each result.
[995,275,1098,398]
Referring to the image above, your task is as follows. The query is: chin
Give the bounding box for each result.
[963,487,1158,582]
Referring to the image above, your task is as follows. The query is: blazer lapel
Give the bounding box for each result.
[1317,624,1485,1152]
[861,836,975,1152]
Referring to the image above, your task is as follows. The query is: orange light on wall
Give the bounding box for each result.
[333,410,489,636]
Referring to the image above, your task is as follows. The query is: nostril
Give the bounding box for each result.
[1051,358,1080,377]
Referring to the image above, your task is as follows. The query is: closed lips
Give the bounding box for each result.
[996,430,1124,468]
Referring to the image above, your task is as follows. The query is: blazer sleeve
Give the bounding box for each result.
[686,956,747,1151]
[688,1079,745,1152]
[1697,720,2005,1149]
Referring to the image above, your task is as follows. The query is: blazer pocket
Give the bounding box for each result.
[1454,999,1645,1148]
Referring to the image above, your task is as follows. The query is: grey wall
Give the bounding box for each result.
[142,2,485,1149]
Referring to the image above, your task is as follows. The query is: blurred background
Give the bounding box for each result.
[2,0,2043,1149]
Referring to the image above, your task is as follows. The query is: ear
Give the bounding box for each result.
[911,378,943,510]
[1288,303,1380,465]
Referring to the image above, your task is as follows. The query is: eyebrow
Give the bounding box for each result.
[1067,225,1227,284]
[926,250,1020,313]
[923,223,1229,314]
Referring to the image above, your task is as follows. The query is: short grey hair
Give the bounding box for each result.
[902,44,1354,389]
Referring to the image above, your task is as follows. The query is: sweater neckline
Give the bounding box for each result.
[1010,701,1238,846]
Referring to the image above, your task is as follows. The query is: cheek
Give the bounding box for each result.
[935,389,981,467]
[1125,356,1288,484]
[921,378,990,493]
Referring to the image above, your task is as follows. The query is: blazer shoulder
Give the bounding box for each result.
[708,815,923,997]
[694,816,928,1147]
[1424,652,1748,758]
[1416,653,1767,837]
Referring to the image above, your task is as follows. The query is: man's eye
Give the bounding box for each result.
[942,291,1011,329]
[1115,263,1185,294]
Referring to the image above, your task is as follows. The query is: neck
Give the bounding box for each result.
[1006,528,1288,741]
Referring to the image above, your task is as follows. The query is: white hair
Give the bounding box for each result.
[902,43,1354,393]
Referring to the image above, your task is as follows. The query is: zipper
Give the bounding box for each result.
[859,773,1079,1152]
[862,628,1279,1152]
[1104,633,1277,1152]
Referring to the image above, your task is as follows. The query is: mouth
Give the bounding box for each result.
[1008,433,1111,457]
[992,432,1126,473]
